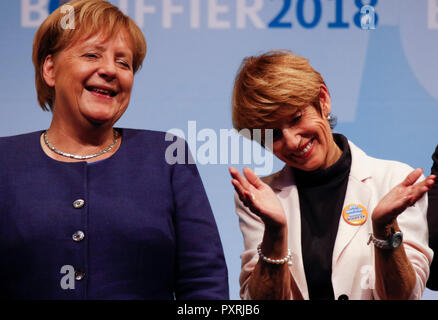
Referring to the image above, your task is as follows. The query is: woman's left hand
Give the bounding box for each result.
[372,168,436,229]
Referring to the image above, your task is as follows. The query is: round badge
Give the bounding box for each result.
[342,203,368,226]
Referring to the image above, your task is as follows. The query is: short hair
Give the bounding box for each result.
[32,0,147,111]
[232,50,333,131]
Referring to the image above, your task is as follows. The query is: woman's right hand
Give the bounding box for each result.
[229,167,287,228]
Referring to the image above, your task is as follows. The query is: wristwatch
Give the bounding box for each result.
[368,231,403,250]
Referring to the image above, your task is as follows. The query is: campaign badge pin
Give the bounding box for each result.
[342,203,368,226]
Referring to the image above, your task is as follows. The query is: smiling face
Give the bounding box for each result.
[271,104,341,172]
[43,29,135,128]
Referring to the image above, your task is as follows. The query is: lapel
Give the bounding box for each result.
[332,141,373,266]
[268,141,373,299]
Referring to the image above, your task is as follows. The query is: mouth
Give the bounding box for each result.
[85,86,118,98]
[293,138,315,158]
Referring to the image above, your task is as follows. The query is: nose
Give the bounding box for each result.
[281,127,301,151]
[98,57,117,81]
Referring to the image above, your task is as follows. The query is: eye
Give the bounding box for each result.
[83,53,98,59]
[117,60,131,69]
[291,114,302,124]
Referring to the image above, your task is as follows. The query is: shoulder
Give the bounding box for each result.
[0,130,42,146]
[260,169,284,184]
[119,128,186,155]
[119,128,193,166]
[120,128,167,142]
[260,166,292,190]
[120,128,186,146]
[0,131,43,156]
[348,140,416,187]
[352,141,412,170]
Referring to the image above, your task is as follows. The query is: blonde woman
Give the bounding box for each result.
[230,50,435,300]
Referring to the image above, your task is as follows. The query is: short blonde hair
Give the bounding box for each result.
[32,0,147,111]
[232,50,327,131]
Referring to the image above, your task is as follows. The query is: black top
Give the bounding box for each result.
[427,145,438,290]
[294,134,352,300]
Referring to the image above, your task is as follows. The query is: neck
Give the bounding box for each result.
[322,138,343,170]
[49,124,114,150]
[42,115,120,163]
[50,106,116,147]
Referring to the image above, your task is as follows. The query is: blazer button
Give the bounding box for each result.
[338,294,349,300]
[72,231,85,242]
[75,270,85,281]
[73,199,85,209]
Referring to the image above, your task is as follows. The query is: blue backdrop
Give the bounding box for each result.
[0,0,437,299]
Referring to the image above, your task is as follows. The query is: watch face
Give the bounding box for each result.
[392,233,403,248]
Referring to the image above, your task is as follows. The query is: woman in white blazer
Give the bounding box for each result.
[229,50,436,300]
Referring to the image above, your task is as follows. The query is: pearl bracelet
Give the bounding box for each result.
[257,244,292,265]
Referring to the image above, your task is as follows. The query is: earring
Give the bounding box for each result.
[326,114,332,121]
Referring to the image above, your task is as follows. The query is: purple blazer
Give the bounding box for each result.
[0,129,229,299]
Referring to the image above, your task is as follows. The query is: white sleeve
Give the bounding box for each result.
[235,192,295,300]
[234,192,265,299]
[372,167,433,300]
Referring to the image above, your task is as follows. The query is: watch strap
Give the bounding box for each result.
[367,231,403,250]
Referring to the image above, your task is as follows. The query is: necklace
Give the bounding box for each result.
[43,130,119,160]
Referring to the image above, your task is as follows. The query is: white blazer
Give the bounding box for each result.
[236,141,433,300]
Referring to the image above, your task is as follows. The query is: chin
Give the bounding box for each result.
[81,107,117,124]
[83,113,115,125]
[289,160,322,172]
[90,117,117,126]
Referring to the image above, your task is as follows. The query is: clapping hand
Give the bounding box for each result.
[229,167,287,228]
[372,168,436,228]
